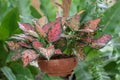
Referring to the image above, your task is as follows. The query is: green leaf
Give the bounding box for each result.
[90,65,111,80]
[18,0,33,23]
[15,75,28,80]
[84,48,101,61]
[6,51,15,63]
[30,6,41,18]
[75,61,92,80]
[70,0,81,16]
[104,61,118,76]
[27,65,39,78]
[1,66,17,80]
[41,73,63,80]
[101,0,120,36]
[0,41,8,67]
[9,62,34,80]
[0,8,19,40]
[40,0,57,21]
[77,0,108,22]
[7,0,33,22]
[116,74,120,80]
[0,0,11,21]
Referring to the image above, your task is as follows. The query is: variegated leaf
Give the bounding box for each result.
[6,41,20,50]
[34,20,47,37]
[37,16,48,27]
[42,17,61,33]
[11,53,21,61]
[90,34,112,49]
[18,41,31,48]
[38,45,55,60]
[80,18,100,32]
[22,50,39,67]
[75,48,85,61]
[27,30,39,38]
[18,22,34,32]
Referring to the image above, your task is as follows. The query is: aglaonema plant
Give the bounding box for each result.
[1,0,120,80]
[6,0,111,68]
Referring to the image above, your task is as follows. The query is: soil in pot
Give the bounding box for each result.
[38,54,78,76]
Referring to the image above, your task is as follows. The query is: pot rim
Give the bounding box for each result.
[38,54,78,61]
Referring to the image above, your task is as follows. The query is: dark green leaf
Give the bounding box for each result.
[27,65,39,78]
[30,6,41,18]
[0,41,8,67]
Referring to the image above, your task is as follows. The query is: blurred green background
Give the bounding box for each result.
[0,0,120,80]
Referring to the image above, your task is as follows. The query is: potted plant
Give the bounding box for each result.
[6,0,112,77]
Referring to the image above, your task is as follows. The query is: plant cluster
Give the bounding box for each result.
[6,12,111,67]
[6,0,112,67]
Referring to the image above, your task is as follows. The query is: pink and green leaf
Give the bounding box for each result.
[32,41,43,49]
[22,50,39,67]
[38,45,55,60]
[90,34,112,49]
[34,21,47,37]
[47,21,62,42]
[80,18,100,32]
[18,22,34,32]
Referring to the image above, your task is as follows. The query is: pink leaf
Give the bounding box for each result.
[22,50,39,67]
[18,22,34,32]
[55,49,62,54]
[18,42,31,48]
[80,18,100,32]
[42,17,61,33]
[42,22,55,33]
[47,21,62,42]
[47,45,54,49]
[32,41,43,49]
[91,35,112,49]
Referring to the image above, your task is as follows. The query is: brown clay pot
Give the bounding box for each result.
[38,54,78,76]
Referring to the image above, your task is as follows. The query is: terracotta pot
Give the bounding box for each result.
[38,54,78,76]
